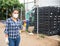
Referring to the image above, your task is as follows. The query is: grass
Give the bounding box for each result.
[39,34,46,38]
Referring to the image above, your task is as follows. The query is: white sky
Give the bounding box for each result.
[19,0,34,3]
[19,0,34,11]
[19,0,60,11]
[38,0,60,7]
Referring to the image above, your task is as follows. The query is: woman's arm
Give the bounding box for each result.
[5,34,8,37]
[4,19,9,44]
[4,19,9,37]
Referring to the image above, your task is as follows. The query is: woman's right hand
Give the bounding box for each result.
[5,34,9,44]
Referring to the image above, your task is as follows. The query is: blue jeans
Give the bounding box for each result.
[8,37,20,46]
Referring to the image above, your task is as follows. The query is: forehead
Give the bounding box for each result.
[13,10,19,13]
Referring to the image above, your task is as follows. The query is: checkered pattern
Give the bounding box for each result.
[4,17,22,39]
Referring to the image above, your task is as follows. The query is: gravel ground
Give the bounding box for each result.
[0,23,60,46]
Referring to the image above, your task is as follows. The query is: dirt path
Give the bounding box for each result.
[0,23,60,46]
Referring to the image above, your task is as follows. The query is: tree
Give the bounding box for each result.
[0,0,24,20]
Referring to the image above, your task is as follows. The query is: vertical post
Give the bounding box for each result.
[24,0,25,19]
[6,8,8,20]
[13,6,14,10]
[34,0,36,6]
[21,7,22,20]
[27,0,28,11]
[37,5,39,37]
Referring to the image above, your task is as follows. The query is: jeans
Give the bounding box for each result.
[8,36,20,46]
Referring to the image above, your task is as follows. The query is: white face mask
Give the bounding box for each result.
[12,14,19,18]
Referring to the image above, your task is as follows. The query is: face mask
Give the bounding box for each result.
[12,14,19,18]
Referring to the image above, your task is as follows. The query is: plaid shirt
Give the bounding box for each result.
[4,17,22,39]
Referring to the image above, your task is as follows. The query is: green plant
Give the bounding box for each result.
[0,0,24,20]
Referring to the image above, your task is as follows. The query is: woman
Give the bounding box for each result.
[4,9,22,46]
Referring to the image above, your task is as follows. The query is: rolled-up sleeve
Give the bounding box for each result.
[4,20,9,34]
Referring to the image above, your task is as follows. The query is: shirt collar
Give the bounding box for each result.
[10,17,19,22]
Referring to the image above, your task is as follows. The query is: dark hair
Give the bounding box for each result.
[12,9,19,13]
[10,9,20,17]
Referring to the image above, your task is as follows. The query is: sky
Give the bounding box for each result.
[19,0,60,11]
[19,0,34,11]
[38,0,60,7]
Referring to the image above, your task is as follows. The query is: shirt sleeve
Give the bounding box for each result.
[4,19,9,34]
